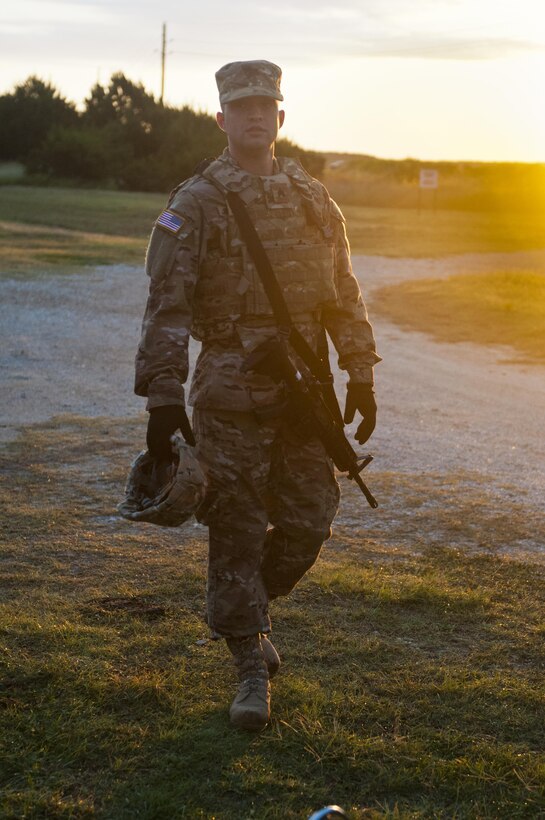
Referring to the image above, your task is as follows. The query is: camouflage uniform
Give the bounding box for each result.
[135,147,380,638]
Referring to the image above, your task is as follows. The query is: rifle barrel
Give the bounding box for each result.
[353,472,379,509]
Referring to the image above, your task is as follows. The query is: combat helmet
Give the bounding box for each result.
[118,435,207,527]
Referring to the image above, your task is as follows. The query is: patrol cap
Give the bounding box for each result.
[216,60,284,106]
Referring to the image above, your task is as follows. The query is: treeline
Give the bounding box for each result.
[0,75,324,192]
[3,75,543,211]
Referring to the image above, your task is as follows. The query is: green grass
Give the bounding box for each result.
[373,270,545,364]
[0,186,163,277]
[0,162,25,183]
[1,415,544,818]
[0,185,165,237]
[0,221,145,276]
[1,186,545,279]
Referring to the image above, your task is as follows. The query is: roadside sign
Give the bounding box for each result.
[419,168,439,189]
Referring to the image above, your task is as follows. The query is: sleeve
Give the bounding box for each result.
[321,198,382,385]
[134,193,202,410]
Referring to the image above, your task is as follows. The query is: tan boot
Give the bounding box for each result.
[226,635,270,731]
[261,634,280,679]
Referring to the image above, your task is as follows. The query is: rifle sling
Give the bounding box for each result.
[226,190,343,426]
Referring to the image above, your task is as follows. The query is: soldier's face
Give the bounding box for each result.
[216,96,285,156]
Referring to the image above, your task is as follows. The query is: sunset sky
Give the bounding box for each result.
[2,0,545,162]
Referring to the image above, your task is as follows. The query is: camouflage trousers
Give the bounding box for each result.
[193,408,340,638]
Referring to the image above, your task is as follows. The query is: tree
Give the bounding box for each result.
[83,73,161,157]
[29,126,118,182]
[0,77,77,161]
[3,72,325,190]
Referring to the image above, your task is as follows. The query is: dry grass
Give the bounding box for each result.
[343,206,545,257]
[2,187,545,276]
[323,159,545,214]
[373,270,545,364]
[0,220,145,277]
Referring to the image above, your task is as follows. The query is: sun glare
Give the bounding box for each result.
[500,52,545,160]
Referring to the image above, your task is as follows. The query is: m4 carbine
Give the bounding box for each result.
[243,337,378,509]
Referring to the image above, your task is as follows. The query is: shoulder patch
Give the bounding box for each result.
[156,209,185,234]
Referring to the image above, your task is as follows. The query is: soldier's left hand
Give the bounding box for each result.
[343,383,377,444]
[146,405,196,462]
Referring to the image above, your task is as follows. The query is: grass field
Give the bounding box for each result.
[343,206,545,258]
[0,221,144,275]
[0,185,166,236]
[2,182,545,817]
[373,271,545,365]
[1,186,545,279]
[1,415,544,818]
[322,157,545,214]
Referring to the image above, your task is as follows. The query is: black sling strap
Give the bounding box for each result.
[226,190,344,427]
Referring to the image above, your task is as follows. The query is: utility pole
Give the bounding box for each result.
[160,22,166,104]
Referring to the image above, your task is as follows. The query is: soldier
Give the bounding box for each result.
[135,60,381,730]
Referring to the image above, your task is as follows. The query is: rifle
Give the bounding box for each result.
[243,336,378,509]
[226,189,378,509]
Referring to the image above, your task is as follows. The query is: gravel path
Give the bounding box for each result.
[353,251,545,509]
[1,250,544,554]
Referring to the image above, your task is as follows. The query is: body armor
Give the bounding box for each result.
[180,156,341,344]
[137,150,378,413]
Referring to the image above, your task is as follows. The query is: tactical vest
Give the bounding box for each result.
[189,155,340,343]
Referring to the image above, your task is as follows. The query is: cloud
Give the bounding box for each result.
[332,35,545,61]
[0,0,116,27]
[2,0,544,81]
[252,0,545,61]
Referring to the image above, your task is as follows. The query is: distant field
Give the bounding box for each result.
[343,205,545,257]
[374,271,545,364]
[0,221,144,276]
[323,156,545,213]
[0,162,25,183]
[0,186,158,276]
[1,186,545,278]
[0,185,165,237]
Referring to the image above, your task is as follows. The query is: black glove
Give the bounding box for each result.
[146,405,196,461]
[343,383,377,445]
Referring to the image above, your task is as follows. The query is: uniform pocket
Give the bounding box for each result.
[242,243,338,316]
[194,256,244,320]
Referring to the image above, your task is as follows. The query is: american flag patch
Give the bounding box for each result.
[157,209,183,233]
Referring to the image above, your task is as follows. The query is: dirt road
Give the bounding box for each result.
[355,251,545,506]
[1,250,544,558]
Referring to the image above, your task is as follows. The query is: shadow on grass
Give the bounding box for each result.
[105,710,273,819]
[1,416,545,818]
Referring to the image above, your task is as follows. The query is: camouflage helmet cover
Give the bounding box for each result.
[118,435,207,527]
[216,59,283,106]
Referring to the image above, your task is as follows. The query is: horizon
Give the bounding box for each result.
[2,0,545,165]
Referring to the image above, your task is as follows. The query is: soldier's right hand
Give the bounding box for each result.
[146,405,196,461]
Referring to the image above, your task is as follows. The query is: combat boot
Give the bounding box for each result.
[226,635,270,731]
[261,634,281,679]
